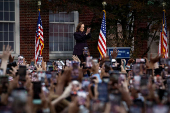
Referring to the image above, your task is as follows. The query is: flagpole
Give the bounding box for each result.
[102,1,107,57]
[38,0,41,57]
[162,1,166,58]
[98,1,107,58]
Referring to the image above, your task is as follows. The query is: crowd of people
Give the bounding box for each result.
[0,44,170,113]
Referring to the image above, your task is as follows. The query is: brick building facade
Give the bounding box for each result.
[0,0,168,63]
[134,22,148,58]
[20,0,49,62]
[19,0,97,62]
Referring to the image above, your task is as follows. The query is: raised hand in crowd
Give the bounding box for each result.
[149,53,163,69]
[55,67,72,95]
[9,66,18,77]
[72,55,81,63]
[0,45,12,74]
[9,54,15,63]
[111,48,119,59]
[36,64,43,71]
[42,58,46,71]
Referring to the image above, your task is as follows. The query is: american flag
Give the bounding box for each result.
[98,10,106,58]
[158,10,168,58]
[35,11,44,63]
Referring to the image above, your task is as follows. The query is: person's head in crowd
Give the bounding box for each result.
[76,22,84,32]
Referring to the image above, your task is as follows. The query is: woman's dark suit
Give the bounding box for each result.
[73,31,91,60]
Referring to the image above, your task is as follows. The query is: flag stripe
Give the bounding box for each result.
[163,38,167,46]
[99,33,106,46]
[98,41,106,55]
[100,30,106,43]
[98,37,106,52]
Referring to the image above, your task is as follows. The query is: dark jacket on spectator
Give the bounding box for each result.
[73,31,91,55]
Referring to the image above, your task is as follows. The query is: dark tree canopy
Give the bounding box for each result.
[41,0,170,57]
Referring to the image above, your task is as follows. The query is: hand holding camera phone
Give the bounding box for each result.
[71,61,79,69]
[140,76,149,96]
[57,61,63,71]
[18,65,26,81]
[37,71,46,83]
[132,64,140,76]
[134,75,141,90]
[32,81,42,104]
[110,72,120,84]
[32,72,38,82]
[91,100,105,113]
[77,91,88,105]
[129,105,142,113]
[84,47,88,56]
[66,59,70,66]
[10,88,27,112]
[18,55,24,64]
[45,71,52,86]
[71,80,81,95]
[118,73,126,85]
[38,56,43,62]
[60,60,65,66]
[37,56,43,66]
[145,101,154,113]
[109,89,121,113]
[30,61,35,66]
[51,71,58,85]
[98,83,109,102]
[86,56,93,68]
[160,58,166,65]
[121,59,126,69]
[71,61,79,80]
[136,58,146,64]
[111,59,117,68]
[82,77,90,91]
[6,62,17,74]
[0,76,9,94]
[0,68,3,76]
[153,105,169,113]
[105,60,111,73]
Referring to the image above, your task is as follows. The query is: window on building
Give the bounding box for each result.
[0,0,15,51]
[0,0,19,54]
[49,11,78,53]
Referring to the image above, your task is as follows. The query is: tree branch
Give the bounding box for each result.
[141,29,158,57]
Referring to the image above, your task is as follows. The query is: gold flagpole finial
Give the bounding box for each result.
[38,0,41,11]
[162,2,166,10]
[102,1,107,10]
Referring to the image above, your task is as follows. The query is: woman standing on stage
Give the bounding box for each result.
[73,22,91,61]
